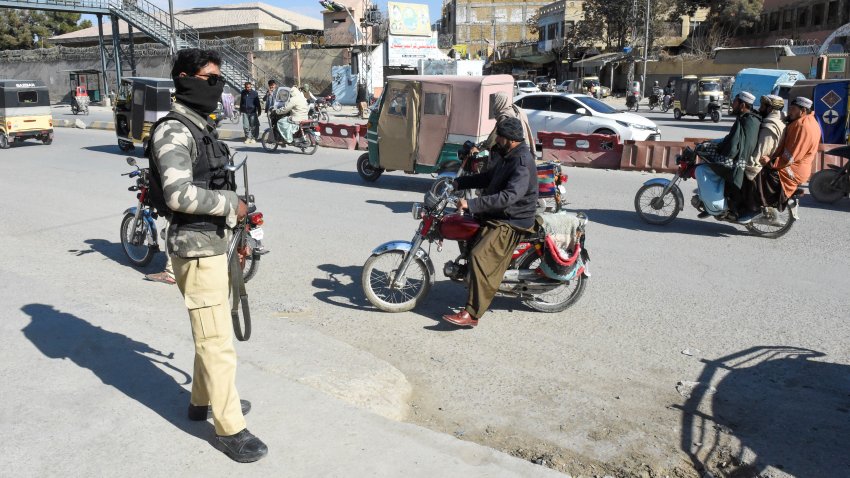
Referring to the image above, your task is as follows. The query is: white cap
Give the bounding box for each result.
[792,97,813,109]
[737,91,755,105]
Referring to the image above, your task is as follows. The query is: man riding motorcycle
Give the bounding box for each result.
[271,85,308,144]
[442,117,538,328]
[650,81,663,107]
[739,96,820,223]
[692,91,761,218]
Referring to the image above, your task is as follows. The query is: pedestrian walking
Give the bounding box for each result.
[356,82,368,119]
[148,48,267,463]
[239,81,260,143]
[263,79,277,125]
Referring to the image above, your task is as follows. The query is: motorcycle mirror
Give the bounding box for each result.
[126,157,137,167]
[226,155,248,172]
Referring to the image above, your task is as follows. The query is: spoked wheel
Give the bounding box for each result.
[809,169,846,204]
[357,153,383,182]
[260,129,278,152]
[634,183,681,225]
[319,110,330,122]
[745,206,795,239]
[120,212,156,267]
[661,103,670,113]
[362,250,431,312]
[649,103,656,111]
[298,133,319,155]
[229,111,241,124]
[0,132,9,149]
[518,253,586,313]
[331,101,342,112]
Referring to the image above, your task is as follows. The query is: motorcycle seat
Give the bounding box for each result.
[300,120,318,127]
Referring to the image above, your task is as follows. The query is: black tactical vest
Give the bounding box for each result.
[146,111,236,232]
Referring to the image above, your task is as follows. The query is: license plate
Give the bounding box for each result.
[249,227,264,240]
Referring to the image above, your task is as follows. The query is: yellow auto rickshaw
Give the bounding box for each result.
[0,79,54,149]
[672,75,724,123]
[113,77,174,152]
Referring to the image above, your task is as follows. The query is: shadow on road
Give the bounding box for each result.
[365,199,414,214]
[69,238,165,272]
[679,346,850,477]
[20,303,208,441]
[82,144,140,157]
[798,194,850,212]
[291,169,434,193]
[312,264,373,311]
[580,208,740,238]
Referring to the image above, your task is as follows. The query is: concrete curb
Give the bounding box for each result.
[88,121,114,130]
[54,119,249,142]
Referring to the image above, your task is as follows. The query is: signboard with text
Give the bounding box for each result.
[387,34,447,66]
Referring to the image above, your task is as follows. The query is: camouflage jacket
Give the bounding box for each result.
[151,102,239,258]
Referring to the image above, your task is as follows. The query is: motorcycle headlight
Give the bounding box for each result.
[411,202,423,219]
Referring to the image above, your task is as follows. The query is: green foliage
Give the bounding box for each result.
[0,8,91,49]
[671,0,763,30]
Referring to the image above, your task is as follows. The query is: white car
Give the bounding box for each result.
[514,92,661,142]
[514,80,541,96]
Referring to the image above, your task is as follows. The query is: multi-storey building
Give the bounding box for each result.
[743,0,850,48]
[440,0,551,55]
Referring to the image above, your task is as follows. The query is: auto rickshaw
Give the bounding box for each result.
[113,77,174,152]
[672,75,724,123]
[357,75,515,182]
[0,79,54,149]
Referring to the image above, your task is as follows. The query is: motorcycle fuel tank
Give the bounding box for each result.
[439,214,480,241]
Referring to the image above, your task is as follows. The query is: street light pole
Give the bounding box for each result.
[642,0,650,97]
[168,0,177,57]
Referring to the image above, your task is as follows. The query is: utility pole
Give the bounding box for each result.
[168,0,178,57]
[642,0,650,97]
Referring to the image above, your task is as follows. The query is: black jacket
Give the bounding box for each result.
[456,143,538,229]
[240,89,261,114]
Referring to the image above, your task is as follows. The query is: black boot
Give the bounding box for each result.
[214,429,268,463]
[188,399,252,421]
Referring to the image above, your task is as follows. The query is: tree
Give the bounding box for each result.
[671,0,763,52]
[0,9,91,49]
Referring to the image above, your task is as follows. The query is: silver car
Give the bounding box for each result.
[515,92,661,142]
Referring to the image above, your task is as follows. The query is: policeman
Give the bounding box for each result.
[149,48,267,462]
[443,117,539,328]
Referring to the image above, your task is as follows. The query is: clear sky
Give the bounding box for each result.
[159,0,443,22]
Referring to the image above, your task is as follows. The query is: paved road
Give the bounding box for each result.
[3,128,848,477]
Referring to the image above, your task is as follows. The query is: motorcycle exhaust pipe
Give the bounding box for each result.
[502,269,540,282]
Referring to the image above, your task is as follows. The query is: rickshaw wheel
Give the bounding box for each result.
[673,109,682,120]
[118,139,135,152]
[698,114,706,121]
[710,110,721,123]
[42,136,52,145]
[71,104,79,115]
[357,153,383,182]
[0,132,9,149]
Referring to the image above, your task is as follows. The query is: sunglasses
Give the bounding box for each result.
[195,73,223,86]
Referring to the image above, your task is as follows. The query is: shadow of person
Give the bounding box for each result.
[312,264,373,311]
[69,239,165,271]
[290,169,434,193]
[20,304,209,441]
[679,346,850,476]
[365,199,414,214]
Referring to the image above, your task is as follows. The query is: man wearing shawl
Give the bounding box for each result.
[739,96,821,223]
[482,92,536,154]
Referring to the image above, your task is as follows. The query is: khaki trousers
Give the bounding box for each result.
[172,254,246,436]
[466,222,523,319]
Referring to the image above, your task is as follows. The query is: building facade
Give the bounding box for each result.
[440,0,551,56]
[741,0,850,48]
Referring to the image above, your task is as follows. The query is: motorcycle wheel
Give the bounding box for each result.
[331,101,342,112]
[362,250,431,312]
[634,183,681,225]
[745,207,795,239]
[649,104,656,111]
[320,110,330,122]
[518,253,586,313]
[710,110,721,123]
[261,129,278,152]
[229,111,241,124]
[809,169,846,204]
[71,104,79,115]
[242,238,260,283]
[300,133,319,155]
[120,212,156,267]
[661,103,670,113]
[357,153,383,182]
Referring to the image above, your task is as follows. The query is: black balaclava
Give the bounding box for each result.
[174,76,224,116]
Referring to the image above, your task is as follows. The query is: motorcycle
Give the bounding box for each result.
[120,156,266,280]
[361,177,590,314]
[260,113,321,155]
[661,93,672,113]
[648,90,662,110]
[71,95,90,116]
[323,94,342,112]
[626,91,641,112]
[308,100,330,123]
[633,146,800,238]
[808,145,850,205]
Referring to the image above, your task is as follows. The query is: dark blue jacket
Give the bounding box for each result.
[456,143,538,229]
[240,89,261,114]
